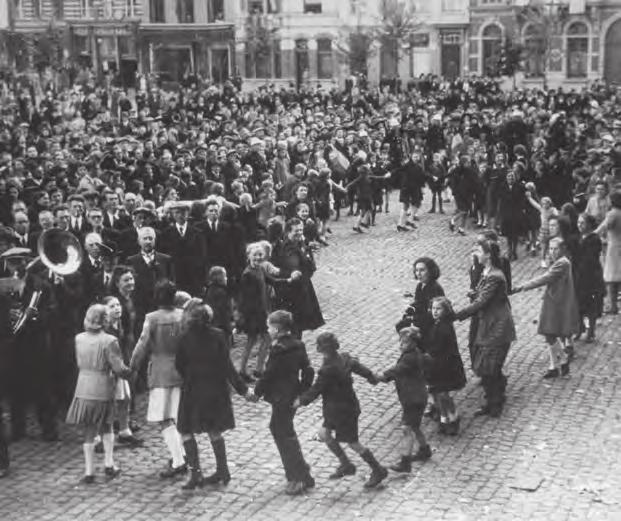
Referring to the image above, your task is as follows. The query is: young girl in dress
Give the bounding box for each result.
[66,304,132,483]
[425,297,466,436]
[526,191,558,268]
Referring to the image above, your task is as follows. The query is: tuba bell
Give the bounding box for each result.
[12,229,83,334]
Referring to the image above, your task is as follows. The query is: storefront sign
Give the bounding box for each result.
[72,26,133,37]
[411,33,430,47]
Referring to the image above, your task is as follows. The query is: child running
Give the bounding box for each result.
[424,297,466,435]
[378,326,432,472]
[294,332,388,489]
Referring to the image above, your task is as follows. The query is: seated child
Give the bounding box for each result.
[294,332,387,489]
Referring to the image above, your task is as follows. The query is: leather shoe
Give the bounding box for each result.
[81,475,95,485]
[560,362,570,376]
[396,225,410,232]
[104,467,121,479]
[329,462,356,479]
[543,368,560,379]
[202,470,231,485]
[160,464,188,479]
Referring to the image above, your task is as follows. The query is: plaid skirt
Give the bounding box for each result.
[472,342,511,377]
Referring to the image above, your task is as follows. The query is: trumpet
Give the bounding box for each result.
[13,229,83,335]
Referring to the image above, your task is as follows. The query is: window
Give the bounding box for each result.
[245,41,271,79]
[480,0,504,4]
[273,40,282,78]
[248,0,264,14]
[176,0,194,23]
[80,0,94,17]
[481,24,503,76]
[208,0,224,22]
[150,0,165,22]
[304,0,322,14]
[567,21,588,78]
[32,0,41,17]
[317,38,333,78]
[523,24,545,77]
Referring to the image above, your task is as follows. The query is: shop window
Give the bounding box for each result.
[523,24,545,78]
[317,38,333,78]
[150,0,165,22]
[567,21,588,78]
[176,0,194,23]
[249,0,279,14]
[304,0,322,14]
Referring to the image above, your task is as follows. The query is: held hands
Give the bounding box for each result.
[289,270,302,281]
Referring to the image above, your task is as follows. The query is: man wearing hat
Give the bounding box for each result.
[159,201,206,296]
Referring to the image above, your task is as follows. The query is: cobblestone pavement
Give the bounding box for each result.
[2,192,621,521]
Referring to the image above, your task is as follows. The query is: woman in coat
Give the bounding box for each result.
[596,191,621,315]
[396,257,445,347]
[175,299,250,490]
[273,218,325,336]
[575,214,605,342]
[514,238,580,379]
[454,238,516,418]
[130,280,185,478]
[66,304,131,484]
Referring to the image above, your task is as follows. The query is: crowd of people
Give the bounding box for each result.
[0,69,621,493]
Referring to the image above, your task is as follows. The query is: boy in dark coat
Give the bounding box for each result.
[294,332,387,489]
[252,310,315,496]
[378,326,431,472]
[204,266,233,341]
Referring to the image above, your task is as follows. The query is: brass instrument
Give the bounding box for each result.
[12,229,83,335]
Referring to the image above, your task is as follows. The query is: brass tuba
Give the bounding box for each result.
[13,229,83,334]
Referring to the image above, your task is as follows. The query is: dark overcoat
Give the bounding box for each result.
[575,232,605,317]
[424,318,466,393]
[159,224,206,296]
[175,325,247,434]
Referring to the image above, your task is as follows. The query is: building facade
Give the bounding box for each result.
[235,0,471,89]
[4,0,236,86]
[468,0,621,88]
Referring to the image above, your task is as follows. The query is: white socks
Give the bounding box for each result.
[548,339,567,369]
[83,443,95,476]
[102,433,115,468]
[162,425,185,468]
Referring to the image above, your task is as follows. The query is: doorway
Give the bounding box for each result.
[441,32,461,79]
[295,39,309,88]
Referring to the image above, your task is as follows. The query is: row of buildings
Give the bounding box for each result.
[1,0,621,89]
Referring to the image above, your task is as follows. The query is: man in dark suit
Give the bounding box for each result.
[126,226,175,331]
[11,211,38,252]
[200,198,238,280]
[119,207,155,262]
[67,194,90,242]
[159,201,206,296]
[102,190,132,231]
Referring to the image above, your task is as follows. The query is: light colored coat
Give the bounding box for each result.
[130,307,183,389]
[73,331,129,401]
[597,207,621,283]
[522,256,580,337]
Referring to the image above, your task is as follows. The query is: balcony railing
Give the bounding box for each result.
[78,1,140,20]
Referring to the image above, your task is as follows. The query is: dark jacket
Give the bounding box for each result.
[424,318,466,393]
[159,223,206,296]
[175,324,247,434]
[204,282,233,335]
[254,334,314,406]
[396,280,445,345]
[299,353,376,425]
[383,345,428,406]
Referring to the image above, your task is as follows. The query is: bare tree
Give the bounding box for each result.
[244,13,279,82]
[377,0,421,77]
[335,25,377,76]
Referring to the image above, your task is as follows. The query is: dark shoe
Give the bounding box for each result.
[203,470,231,485]
[285,481,306,496]
[240,372,255,383]
[42,431,59,442]
[104,466,121,479]
[396,225,409,232]
[439,209,445,214]
[302,475,315,490]
[446,418,460,435]
[159,464,188,479]
[353,226,363,233]
[326,228,332,234]
[473,405,491,417]
[410,445,432,462]
[560,362,570,377]
[448,221,455,232]
[128,421,141,433]
[181,471,204,490]
[329,462,356,479]
[390,457,411,473]
[543,368,560,379]
[585,328,595,343]
[118,434,143,447]
[364,466,388,489]
[412,215,420,221]
[405,221,417,228]
[438,422,449,435]
[564,344,575,362]
[428,207,436,213]
[81,475,96,485]
[360,222,370,229]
